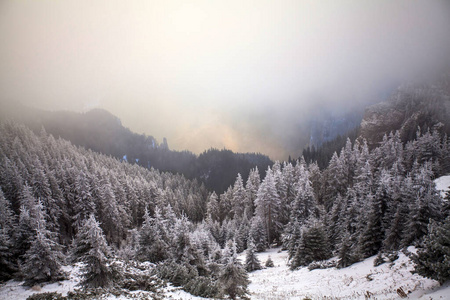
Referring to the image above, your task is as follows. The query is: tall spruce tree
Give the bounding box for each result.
[244,239,262,272]
[219,241,250,300]
[254,167,281,245]
[72,214,113,288]
[413,216,450,284]
[0,189,17,281]
[20,200,65,285]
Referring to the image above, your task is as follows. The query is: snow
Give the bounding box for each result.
[0,264,81,300]
[243,247,448,300]
[2,249,449,299]
[435,175,450,198]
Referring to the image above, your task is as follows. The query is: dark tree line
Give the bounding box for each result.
[2,104,272,194]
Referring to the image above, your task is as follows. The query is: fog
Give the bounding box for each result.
[1,0,450,160]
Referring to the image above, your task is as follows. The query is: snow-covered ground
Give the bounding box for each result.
[435,175,450,198]
[243,247,450,300]
[1,248,449,300]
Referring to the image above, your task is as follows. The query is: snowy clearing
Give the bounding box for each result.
[242,247,449,300]
[435,175,450,198]
[1,248,449,300]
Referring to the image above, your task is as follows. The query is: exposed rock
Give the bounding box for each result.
[360,76,450,148]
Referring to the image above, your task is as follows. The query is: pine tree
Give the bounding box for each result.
[244,239,261,272]
[265,256,274,268]
[245,167,260,219]
[358,192,383,258]
[219,241,250,300]
[254,167,281,245]
[0,189,16,281]
[337,230,357,268]
[20,200,65,285]
[249,216,268,252]
[72,214,113,288]
[232,174,246,220]
[413,216,450,284]
[290,219,330,269]
[138,208,169,263]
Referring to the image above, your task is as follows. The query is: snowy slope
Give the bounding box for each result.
[435,175,450,198]
[244,247,449,300]
[2,247,449,299]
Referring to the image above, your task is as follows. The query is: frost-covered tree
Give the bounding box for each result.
[206,192,220,222]
[232,174,246,220]
[0,189,17,281]
[248,216,268,252]
[413,216,450,284]
[290,219,330,269]
[245,167,260,219]
[72,214,113,288]
[265,256,274,268]
[219,241,250,300]
[20,200,65,285]
[244,239,261,272]
[254,167,281,245]
[138,208,169,263]
[358,191,384,258]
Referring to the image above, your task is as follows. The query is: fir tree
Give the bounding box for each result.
[249,216,268,252]
[138,208,168,263]
[0,189,16,281]
[219,241,250,300]
[413,216,450,284]
[20,201,65,286]
[265,256,274,268]
[254,167,281,245]
[72,214,113,288]
[358,192,384,258]
[337,230,357,268]
[290,219,330,269]
[244,239,262,272]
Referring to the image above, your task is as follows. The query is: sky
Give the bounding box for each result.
[1,0,450,160]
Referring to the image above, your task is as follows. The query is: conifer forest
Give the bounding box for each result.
[1,1,450,299]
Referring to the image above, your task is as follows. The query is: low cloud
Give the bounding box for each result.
[1,0,449,159]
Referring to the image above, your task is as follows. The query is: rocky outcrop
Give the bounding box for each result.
[360,76,450,148]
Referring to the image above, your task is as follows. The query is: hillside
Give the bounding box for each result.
[360,75,450,148]
[0,103,272,193]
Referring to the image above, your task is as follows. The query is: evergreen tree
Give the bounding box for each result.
[232,174,246,220]
[138,208,168,263]
[358,192,383,258]
[219,241,250,300]
[244,239,261,272]
[265,256,274,268]
[290,219,330,269]
[0,189,16,281]
[337,230,357,268]
[248,216,268,252]
[413,216,450,284]
[254,167,281,245]
[72,214,113,288]
[245,167,260,219]
[20,200,65,285]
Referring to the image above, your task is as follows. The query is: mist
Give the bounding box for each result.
[1,0,450,160]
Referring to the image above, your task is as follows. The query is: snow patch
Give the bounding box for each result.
[245,247,443,300]
[435,175,450,198]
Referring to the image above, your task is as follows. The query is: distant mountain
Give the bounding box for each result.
[302,74,450,169]
[0,103,272,193]
[360,74,450,147]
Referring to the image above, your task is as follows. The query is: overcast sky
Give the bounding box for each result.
[1,0,450,160]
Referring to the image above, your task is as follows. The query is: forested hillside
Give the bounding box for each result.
[1,115,449,299]
[0,103,272,194]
